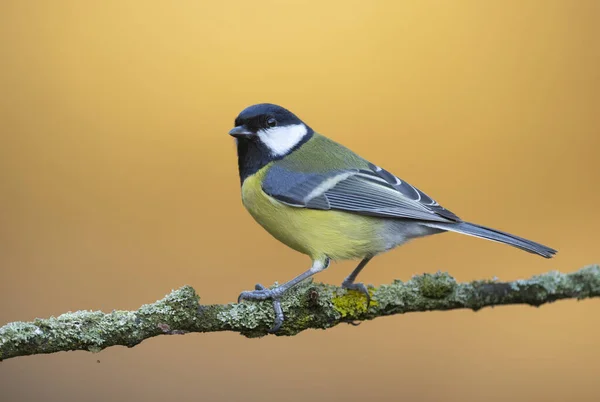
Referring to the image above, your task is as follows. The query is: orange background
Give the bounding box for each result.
[1,1,599,401]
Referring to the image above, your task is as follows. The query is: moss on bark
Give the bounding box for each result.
[1,265,599,361]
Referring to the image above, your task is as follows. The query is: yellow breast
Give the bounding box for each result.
[241,166,387,262]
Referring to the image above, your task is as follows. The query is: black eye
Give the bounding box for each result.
[266,117,277,128]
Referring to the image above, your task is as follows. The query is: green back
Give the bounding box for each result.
[275,133,370,173]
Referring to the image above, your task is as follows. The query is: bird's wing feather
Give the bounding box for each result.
[262,163,460,222]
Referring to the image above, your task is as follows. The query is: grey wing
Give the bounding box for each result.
[262,163,461,223]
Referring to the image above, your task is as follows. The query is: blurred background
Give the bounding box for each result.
[1,1,599,401]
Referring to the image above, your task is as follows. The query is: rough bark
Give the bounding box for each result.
[1,264,599,361]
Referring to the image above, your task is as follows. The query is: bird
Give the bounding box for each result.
[229,103,556,332]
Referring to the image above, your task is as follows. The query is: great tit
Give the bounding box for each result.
[229,103,556,332]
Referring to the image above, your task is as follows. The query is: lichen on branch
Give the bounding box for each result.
[1,264,599,361]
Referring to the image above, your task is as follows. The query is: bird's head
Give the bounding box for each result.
[229,103,312,157]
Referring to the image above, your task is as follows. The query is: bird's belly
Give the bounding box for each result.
[241,173,388,261]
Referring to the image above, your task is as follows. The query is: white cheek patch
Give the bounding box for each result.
[257,124,308,157]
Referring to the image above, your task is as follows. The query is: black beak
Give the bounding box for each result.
[228,126,255,138]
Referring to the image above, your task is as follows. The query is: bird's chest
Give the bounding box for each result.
[241,171,310,253]
[241,172,281,223]
[240,168,388,260]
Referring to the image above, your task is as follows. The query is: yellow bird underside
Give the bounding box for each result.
[241,166,388,263]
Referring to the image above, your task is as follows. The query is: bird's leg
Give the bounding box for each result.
[238,258,330,332]
[341,257,373,307]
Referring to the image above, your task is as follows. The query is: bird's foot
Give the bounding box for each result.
[238,284,285,333]
[341,280,371,308]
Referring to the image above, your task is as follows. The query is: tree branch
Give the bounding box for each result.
[1,264,599,361]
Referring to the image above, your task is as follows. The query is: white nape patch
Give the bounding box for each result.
[257,123,308,157]
[303,172,355,203]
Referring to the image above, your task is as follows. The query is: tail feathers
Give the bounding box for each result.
[424,221,557,259]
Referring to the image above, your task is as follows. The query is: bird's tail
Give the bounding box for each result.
[424,221,557,258]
